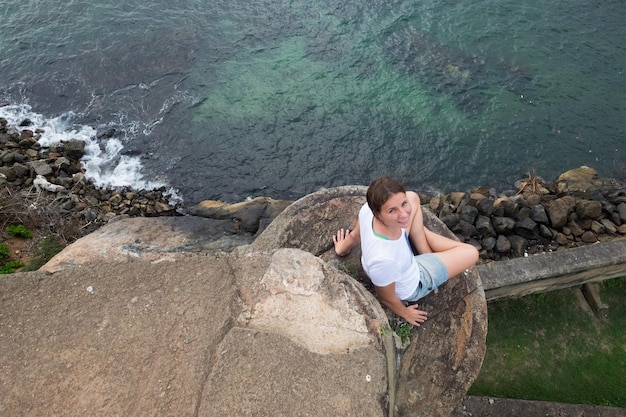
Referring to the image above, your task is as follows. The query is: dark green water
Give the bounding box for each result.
[1,0,624,203]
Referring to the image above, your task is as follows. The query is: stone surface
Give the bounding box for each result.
[546,196,576,229]
[619,203,626,222]
[252,186,488,417]
[576,199,603,220]
[556,165,598,195]
[41,216,254,272]
[1,255,235,417]
[188,196,292,234]
[492,216,516,235]
[1,248,390,417]
[9,180,622,415]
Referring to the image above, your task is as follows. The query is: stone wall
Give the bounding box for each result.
[419,166,626,262]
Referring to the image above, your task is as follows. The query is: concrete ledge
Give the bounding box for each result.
[451,395,626,417]
[476,239,626,301]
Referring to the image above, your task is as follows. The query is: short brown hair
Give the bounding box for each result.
[366,176,406,215]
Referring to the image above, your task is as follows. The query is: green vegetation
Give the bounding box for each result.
[395,322,412,348]
[0,233,64,274]
[0,243,9,259]
[0,189,89,274]
[0,260,24,274]
[470,277,626,408]
[7,224,33,238]
[0,243,23,274]
[339,262,359,280]
[23,235,64,272]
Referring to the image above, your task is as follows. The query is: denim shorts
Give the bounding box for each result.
[404,253,449,302]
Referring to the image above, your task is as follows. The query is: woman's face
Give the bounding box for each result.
[376,192,412,229]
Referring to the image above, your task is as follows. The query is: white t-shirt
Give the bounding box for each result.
[359,204,421,300]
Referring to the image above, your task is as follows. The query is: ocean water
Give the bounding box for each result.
[1,0,624,204]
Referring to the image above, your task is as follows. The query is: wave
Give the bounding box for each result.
[0,103,182,204]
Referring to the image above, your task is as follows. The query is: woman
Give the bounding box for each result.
[333,176,479,326]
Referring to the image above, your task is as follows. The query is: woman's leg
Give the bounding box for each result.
[406,191,478,278]
[406,192,433,254]
[424,228,478,277]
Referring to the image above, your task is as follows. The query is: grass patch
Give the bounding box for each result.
[0,243,9,259]
[0,242,24,274]
[0,260,24,274]
[7,224,33,238]
[0,188,96,273]
[23,235,64,271]
[470,277,626,407]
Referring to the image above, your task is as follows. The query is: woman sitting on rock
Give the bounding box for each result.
[333,176,478,326]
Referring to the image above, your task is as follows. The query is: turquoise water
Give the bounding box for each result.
[1,0,624,203]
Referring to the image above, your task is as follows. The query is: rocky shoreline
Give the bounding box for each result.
[1,115,625,262]
[419,166,626,262]
[0,117,181,239]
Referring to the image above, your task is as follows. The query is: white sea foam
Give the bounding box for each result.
[0,104,181,204]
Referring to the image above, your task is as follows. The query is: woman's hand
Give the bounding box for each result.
[375,283,428,326]
[332,219,360,256]
[333,228,353,256]
[402,304,428,326]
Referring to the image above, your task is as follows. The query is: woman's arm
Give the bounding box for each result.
[333,219,361,256]
[375,283,428,326]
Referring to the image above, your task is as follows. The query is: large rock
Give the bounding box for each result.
[41,216,254,272]
[252,186,488,417]
[555,165,625,200]
[556,166,598,195]
[188,196,292,234]
[546,196,576,229]
[1,249,390,417]
[19,186,487,417]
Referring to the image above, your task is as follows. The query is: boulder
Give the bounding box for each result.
[581,230,598,243]
[29,159,53,176]
[576,200,603,220]
[429,196,442,212]
[554,165,626,203]
[1,248,390,417]
[475,215,496,238]
[450,191,466,208]
[0,166,16,182]
[496,235,512,253]
[531,204,549,224]
[188,196,292,234]
[41,216,255,272]
[492,216,516,235]
[460,204,479,225]
[63,139,86,161]
[475,197,494,216]
[251,186,487,417]
[556,166,598,195]
[493,196,517,217]
[27,186,487,416]
[515,217,538,240]
[482,236,497,251]
[599,218,618,234]
[509,235,529,257]
[546,196,576,229]
[618,203,626,222]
